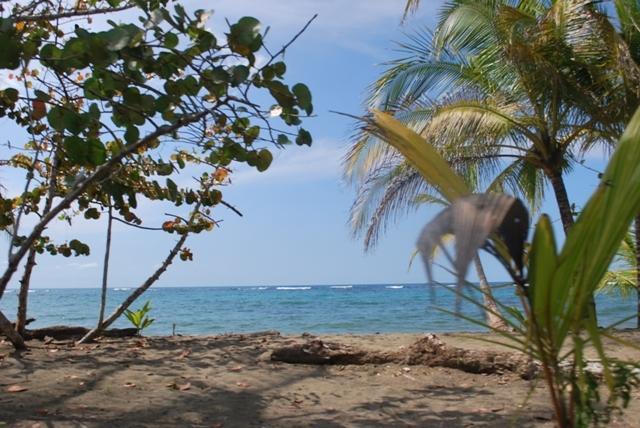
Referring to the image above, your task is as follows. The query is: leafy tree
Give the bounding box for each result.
[0,0,314,349]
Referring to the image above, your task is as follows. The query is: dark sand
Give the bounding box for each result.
[1,331,639,427]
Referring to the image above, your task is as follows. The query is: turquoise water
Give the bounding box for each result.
[0,284,636,335]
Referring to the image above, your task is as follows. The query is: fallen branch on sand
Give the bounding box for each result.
[14,326,138,341]
[270,334,539,379]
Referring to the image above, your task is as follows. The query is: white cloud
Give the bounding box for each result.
[63,261,99,270]
[231,139,345,185]
[185,0,436,58]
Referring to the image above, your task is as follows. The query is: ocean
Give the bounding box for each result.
[0,283,636,336]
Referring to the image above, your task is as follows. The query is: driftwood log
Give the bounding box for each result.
[271,334,538,379]
[21,326,138,341]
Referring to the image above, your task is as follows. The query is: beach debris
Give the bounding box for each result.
[177,349,191,359]
[5,385,28,393]
[124,382,136,388]
[1,326,138,341]
[236,381,250,388]
[270,334,539,379]
[228,365,243,372]
[166,382,192,391]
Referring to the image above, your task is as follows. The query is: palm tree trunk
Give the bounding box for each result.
[473,254,508,330]
[549,169,599,324]
[548,169,574,232]
[97,203,113,327]
[635,216,640,329]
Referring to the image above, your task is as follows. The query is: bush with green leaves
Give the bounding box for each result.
[369,109,640,427]
[0,0,314,349]
[124,301,154,336]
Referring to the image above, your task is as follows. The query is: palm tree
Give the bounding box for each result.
[371,1,620,232]
[347,1,628,326]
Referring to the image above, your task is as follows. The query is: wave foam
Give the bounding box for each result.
[385,285,404,289]
[276,286,311,291]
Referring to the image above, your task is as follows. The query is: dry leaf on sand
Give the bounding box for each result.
[6,385,28,393]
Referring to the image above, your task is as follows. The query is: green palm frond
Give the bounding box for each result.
[598,228,639,298]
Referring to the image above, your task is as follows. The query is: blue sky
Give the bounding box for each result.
[1,0,609,289]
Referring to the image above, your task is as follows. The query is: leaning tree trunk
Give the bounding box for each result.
[0,312,26,349]
[97,204,113,327]
[15,248,37,335]
[549,169,598,324]
[473,254,508,331]
[78,232,189,344]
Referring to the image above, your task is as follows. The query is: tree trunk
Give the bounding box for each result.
[270,334,539,379]
[473,254,508,331]
[97,204,113,327]
[15,146,61,334]
[548,169,574,233]
[77,232,189,344]
[0,110,210,301]
[549,169,598,324]
[15,248,37,335]
[0,310,26,349]
[634,214,640,328]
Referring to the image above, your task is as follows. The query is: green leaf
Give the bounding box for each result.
[256,149,273,172]
[84,208,101,220]
[277,134,290,145]
[231,65,250,86]
[166,178,178,200]
[295,128,312,146]
[292,83,313,115]
[64,136,105,166]
[244,125,260,144]
[2,88,19,103]
[529,214,558,341]
[164,32,179,49]
[86,139,106,166]
[124,126,139,144]
[64,136,88,165]
[0,32,21,70]
[228,16,262,55]
[370,110,469,202]
[47,107,66,131]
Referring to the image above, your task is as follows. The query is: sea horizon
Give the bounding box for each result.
[1,283,635,336]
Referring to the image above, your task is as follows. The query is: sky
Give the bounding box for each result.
[0,0,610,289]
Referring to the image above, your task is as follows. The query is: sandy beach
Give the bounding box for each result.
[0,331,639,427]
